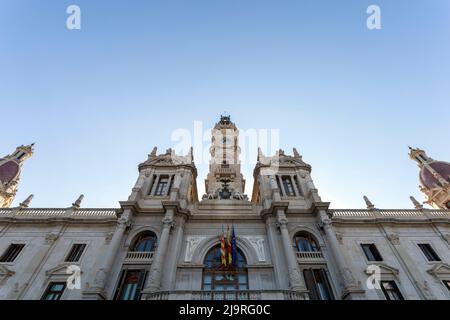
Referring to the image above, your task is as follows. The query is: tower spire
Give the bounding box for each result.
[0,144,34,208]
[202,115,247,201]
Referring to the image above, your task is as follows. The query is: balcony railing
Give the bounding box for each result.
[296,251,325,263]
[145,290,308,300]
[330,209,450,219]
[124,251,154,264]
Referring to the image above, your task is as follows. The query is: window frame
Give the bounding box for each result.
[202,245,248,292]
[281,175,296,197]
[293,233,320,252]
[41,282,67,300]
[131,232,158,252]
[303,268,334,300]
[154,175,173,196]
[417,243,441,262]
[442,280,450,292]
[0,243,25,263]
[380,280,404,300]
[64,243,87,263]
[113,268,148,300]
[361,243,383,262]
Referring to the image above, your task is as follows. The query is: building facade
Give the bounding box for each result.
[0,116,449,300]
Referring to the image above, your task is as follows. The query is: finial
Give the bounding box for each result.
[72,194,84,208]
[363,195,375,210]
[293,148,300,158]
[257,147,265,162]
[409,196,423,210]
[186,147,194,162]
[150,147,157,158]
[19,194,34,208]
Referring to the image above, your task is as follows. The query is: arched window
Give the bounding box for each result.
[131,231,157,252]
[294,232,320,252]
[202,245,248,293]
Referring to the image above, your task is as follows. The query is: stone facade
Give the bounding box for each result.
[0,117,449,300]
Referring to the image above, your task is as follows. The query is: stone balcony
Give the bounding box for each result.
[296,251,326,264]
[144,290,308,300]
[124,251,154,264]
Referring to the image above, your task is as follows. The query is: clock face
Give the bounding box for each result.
[222,136,232,145]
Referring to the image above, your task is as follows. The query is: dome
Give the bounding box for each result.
[0,160,20,185]
[419,161,450,189]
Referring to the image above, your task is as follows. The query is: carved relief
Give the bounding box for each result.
[243,236,266,262]
[104,232,114,244]
[387,233,400,245]
[335,232,343,244]
[184,236,206,262]
[45,233,59,245]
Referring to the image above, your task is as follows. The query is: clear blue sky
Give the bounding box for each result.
[1,0,449,209]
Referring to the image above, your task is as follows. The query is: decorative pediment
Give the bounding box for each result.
[427,263,450,278]
[139,147,194,168]
[0,265,15,277]
[256,148,311,171]
[365,263,399,278]
[45,263,82,277]
[0,265,15,285]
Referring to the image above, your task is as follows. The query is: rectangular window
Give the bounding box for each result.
[418,243,441,262]
[361,243,383,261]
[114,269,147,300]
[41,282,66,300]
[65,244,86,262]
[281,176,296,196]
[443,280,450,292]
[381,281,404,300]
[0,244,25,263]
[154,176,169,196]
[303,269,334,300]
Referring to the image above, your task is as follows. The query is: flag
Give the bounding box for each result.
[227,225,232,266]
[231,225,237,267]
[220,225,226,267]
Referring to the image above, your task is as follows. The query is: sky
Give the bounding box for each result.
[1,0,449,209]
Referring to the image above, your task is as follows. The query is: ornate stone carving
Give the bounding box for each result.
[184,236,206,262]
[342,267,359,288]
[45,233,59,245]
[104,232,114,244]
[387,233,400,245]
[335,232,343,244]
[243,236,266,262]
[93,268,107,288]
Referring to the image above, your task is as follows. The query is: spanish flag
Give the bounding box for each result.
[227,225,232,266]
[220,225,226,267]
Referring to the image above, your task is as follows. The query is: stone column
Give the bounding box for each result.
[291,175,300,197]
[276,210,308,294]
[167,215,186,290]
[86,212,131,299]
[150,174,160,196]
[166,175,174,196]
[319,212,365,299]
[276,175,285,197]
[264,215,285,289]
[143,210,174,293]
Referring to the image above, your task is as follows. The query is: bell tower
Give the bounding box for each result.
[0,144,34,208]
[409,147,450,209]
[202,115,247,200]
